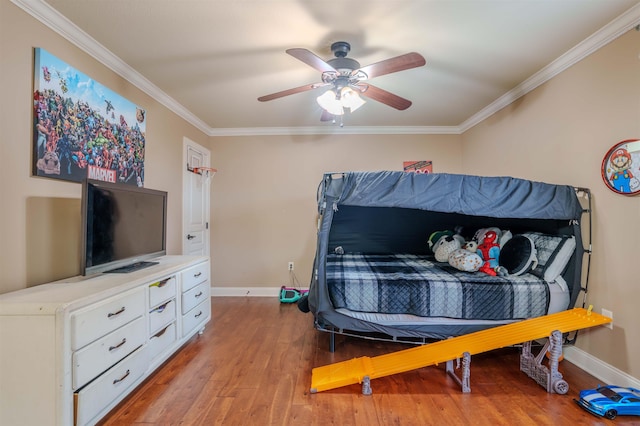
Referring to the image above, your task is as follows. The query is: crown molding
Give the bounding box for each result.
[208,125,461,137]
[11,0,212,135]
[460,2,640,133]
[13,0,640,137]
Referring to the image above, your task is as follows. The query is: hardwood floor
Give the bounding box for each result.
[99,297,628,425]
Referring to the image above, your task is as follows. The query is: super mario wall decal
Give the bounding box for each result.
[601,139,640,196]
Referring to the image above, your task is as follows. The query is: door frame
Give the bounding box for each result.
[182,137,211,256]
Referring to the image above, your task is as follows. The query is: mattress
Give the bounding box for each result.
[327,253,559,321]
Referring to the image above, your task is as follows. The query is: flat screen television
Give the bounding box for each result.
[81,179,167,275]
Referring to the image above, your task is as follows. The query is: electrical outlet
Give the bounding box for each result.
[601,308,613,330]
[288,262,294,271]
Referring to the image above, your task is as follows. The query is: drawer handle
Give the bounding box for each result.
[107,307,126,318]
[195,311,203,318]
[195,291,203,298]
[109,338,127,351]
[152,301,171,313]
[113,369,131,385]
[150,278,172,288]
[193,272,202,278]
[152,324,171,338]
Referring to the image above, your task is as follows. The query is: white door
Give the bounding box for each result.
[182,138,211,256]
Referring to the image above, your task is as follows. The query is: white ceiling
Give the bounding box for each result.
[17,0,640,135]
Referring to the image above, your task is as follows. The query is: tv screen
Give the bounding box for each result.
[81,179,167,275]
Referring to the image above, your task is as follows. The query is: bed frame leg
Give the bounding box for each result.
[329,331,335,353]
[446,352,471,393]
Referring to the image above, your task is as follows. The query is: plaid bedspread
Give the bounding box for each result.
[326,254,550,320]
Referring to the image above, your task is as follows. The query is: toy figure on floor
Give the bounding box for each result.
[477,230,500,276]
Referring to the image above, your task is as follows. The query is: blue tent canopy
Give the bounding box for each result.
[308,171,587,345]
[320,171,582,220]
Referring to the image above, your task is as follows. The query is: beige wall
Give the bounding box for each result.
[0,1,209,293]
[461,29,640,379]
[2,0,637,381]
[0,1,462,295]
[209,134,462,288]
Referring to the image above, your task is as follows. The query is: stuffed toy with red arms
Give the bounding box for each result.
[477,230,500,276]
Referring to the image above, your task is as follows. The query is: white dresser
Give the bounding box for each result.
[0,255,211,426]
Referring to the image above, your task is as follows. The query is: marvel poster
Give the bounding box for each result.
[33,48,146,186]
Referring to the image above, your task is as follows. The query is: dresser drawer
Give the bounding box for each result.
[182,298,211,337]
[72,316,146,390]
[71,288,145,351]
[148,276,176,307]
[74,345,148,426]
[149,299,176,335]
[181,262,208,292]
[148,322,177,360]
[182,281,209,313]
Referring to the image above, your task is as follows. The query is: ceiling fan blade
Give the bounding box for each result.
[355,83,412,110]
[286,48,337,73]
[258,83,327,102]
[356,52,426,79]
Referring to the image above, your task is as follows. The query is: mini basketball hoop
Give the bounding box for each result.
[192,167,217,184]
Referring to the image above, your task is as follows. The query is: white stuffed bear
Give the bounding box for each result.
[434,235,461,263]
[448,241,483,272]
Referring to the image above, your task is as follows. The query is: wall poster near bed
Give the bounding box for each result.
[403,161,432,173]
[32,48,147,186]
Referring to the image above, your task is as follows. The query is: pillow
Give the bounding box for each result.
[554,275,569,293]
[499,235,538,276]
[522,232,576,282]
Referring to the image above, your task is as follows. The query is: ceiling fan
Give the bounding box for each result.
[258,41,426,120]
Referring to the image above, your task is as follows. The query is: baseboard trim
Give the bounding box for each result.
[209,287,640,387]
[211,286,282,297]
[564,346,640,388]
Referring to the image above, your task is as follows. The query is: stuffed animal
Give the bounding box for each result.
[448,241,483,272]
[427,230,453,254]
[499,230,513,248]
[477,230,500,276]
[474,227,501,245]
[434,235,461,263]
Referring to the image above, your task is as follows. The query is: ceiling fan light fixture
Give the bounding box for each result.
[316,90,344,115]
[260,42,426,120]
[340,87,366,112]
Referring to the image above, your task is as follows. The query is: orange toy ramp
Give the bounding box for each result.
[310,308,611,393]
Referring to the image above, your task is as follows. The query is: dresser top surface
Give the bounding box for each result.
[0,255,209,315]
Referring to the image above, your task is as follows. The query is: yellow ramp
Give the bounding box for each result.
[311,308,611,393]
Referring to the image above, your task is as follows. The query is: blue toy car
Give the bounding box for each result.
[575,385,640,419]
